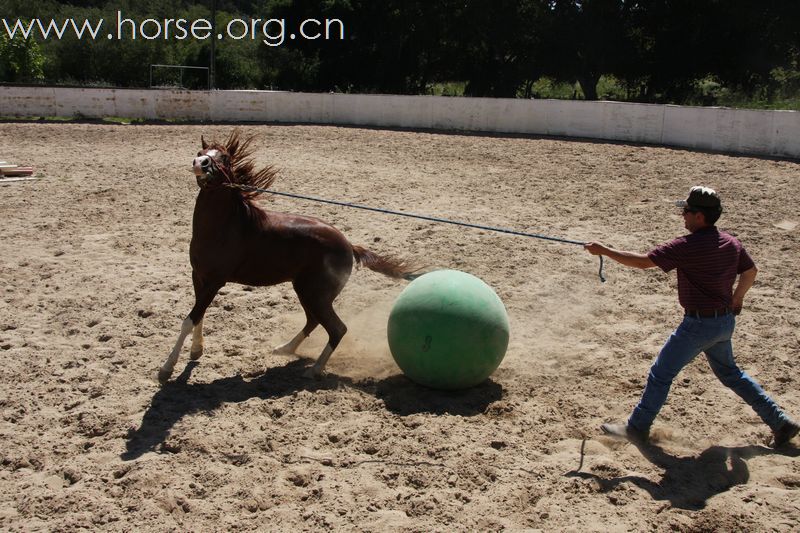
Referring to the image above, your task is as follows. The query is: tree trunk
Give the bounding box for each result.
[578,74,600,100]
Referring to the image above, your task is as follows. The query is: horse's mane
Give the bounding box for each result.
[208,130,278,200]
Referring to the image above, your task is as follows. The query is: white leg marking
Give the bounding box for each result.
[190,318,204,360]
[158,317,194,383]
[304,343,334,379]
[273,330,307,355]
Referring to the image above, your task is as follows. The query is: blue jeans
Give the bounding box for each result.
[628,314,788,433]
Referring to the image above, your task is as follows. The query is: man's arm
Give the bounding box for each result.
[732,266,757,315]
[584,242,657,269]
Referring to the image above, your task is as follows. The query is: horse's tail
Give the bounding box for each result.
[352,245,422,281]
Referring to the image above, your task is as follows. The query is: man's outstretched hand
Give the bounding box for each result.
[584,242,606,256]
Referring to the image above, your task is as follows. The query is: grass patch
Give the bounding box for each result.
[429,81,467,96]
[0,115,206,125]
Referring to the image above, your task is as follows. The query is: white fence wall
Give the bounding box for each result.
[2,86,799,159]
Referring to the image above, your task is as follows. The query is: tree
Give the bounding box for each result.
[455,0,547,98]
[619,0,798,104]
[259,0,464,94]
[542,0,633,101]
[705,0,797,96]
[0,30,46,83]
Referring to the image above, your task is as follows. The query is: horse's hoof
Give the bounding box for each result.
[157,368,172,384]
[190,348,203,361]
[272,346,294,355]
[303,367,323,380]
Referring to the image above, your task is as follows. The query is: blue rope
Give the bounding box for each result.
[226,183,606,282]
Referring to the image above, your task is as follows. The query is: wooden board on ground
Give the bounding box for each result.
[0,166,34,177]
[0,176,39,184]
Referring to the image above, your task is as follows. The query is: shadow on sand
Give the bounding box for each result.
[122,359,503,461]
[567,439,800,510]
[371,375,503,417]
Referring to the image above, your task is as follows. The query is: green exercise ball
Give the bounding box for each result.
[387,269,510,390]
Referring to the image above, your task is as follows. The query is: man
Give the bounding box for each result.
[585,186,798,448]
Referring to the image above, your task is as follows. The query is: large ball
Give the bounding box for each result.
[387,270,510,390]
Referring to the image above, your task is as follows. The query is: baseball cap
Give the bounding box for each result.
[675,186,722,211]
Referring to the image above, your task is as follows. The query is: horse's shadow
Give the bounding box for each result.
[568,440,800,510]
[123,359,503,461]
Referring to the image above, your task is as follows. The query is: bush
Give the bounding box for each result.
[0,31,46,82]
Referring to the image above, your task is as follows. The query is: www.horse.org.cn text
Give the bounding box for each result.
[2,11,346,47]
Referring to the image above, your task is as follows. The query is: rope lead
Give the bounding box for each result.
[225,183,607,283]
[598,256,606,283]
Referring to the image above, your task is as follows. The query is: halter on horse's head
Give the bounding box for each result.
[193,136,233,189]
[192,130,278,197]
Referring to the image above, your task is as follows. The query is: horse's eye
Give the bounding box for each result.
[197,151,202,156]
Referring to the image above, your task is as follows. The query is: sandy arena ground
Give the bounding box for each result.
[1,122,799,531]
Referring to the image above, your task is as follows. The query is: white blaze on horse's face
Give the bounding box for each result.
[193,149,220,177]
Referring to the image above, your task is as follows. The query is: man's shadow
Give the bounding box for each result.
[123,359,502,461]
[568,440,800,510]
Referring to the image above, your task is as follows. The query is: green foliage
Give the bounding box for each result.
[429,81,466,97]
[596,75,628,101]
[530,77,580,100]
[0,28,46,82]
[695,70,800,111]
[212,9,265,89]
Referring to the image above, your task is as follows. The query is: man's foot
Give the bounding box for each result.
[601,422,649,443]
[772,419,800,448]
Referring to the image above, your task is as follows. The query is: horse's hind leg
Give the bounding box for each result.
[304,301,347,379]
[290,255,351,378]
[273,303,319,355]
[297,290,347,378]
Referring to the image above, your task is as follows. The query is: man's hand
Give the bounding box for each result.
[584,242,607,256]
[732,266,757,316]
[732,295,744,315]
[583,242,656,269]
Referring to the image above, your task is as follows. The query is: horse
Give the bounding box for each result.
[158,130,417,384]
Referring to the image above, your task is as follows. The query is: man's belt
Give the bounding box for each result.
[684,308,732,318]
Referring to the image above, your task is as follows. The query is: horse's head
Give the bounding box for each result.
[192,131,278,198]
[193,136,232,189]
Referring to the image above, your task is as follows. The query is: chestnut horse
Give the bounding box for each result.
[158,131,416,384]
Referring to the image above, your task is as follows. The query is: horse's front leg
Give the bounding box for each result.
[158,277,222,384]
[190,318,204,360]
[158,316,194,384]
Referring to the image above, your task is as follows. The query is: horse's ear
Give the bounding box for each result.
[201,135,208,149]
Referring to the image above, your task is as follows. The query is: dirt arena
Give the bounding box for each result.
[1,122,798,531]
